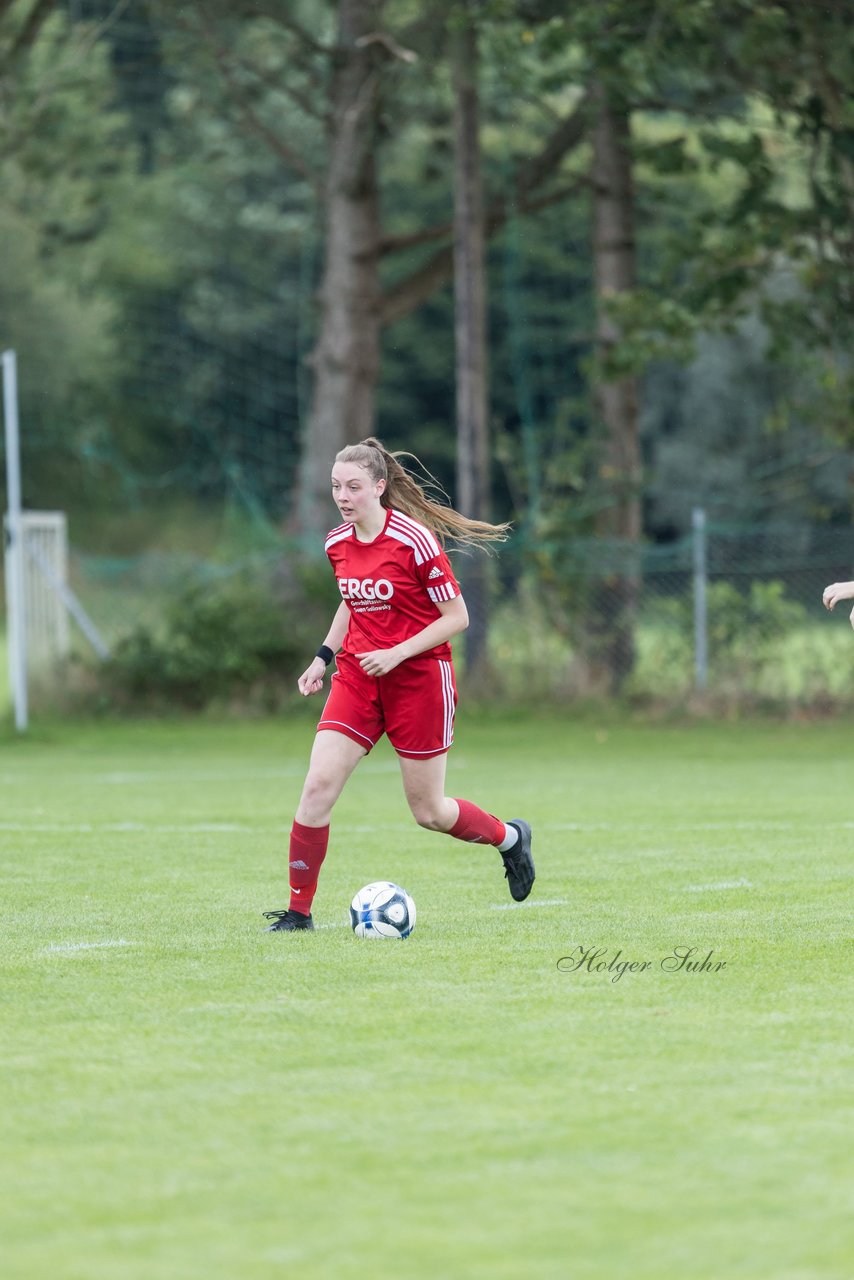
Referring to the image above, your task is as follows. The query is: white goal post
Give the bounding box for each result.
[3,349,109,731]
[4,511,71,669]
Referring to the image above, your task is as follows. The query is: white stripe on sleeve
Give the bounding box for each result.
[428,582,457,603]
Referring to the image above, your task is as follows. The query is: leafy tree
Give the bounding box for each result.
[0,4,133,508]
[6,0,851,632]
[486,0,854,686]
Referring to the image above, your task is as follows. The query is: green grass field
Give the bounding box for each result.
[1,710,852,1279]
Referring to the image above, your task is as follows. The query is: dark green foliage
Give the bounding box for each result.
[100,572,317,709]
[661,578,808,652]
[2,0,852,605]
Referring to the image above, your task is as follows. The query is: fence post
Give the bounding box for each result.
[692,506,708,693]
[3,350,28,731]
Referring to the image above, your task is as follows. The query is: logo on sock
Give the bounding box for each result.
[289,859,310,870]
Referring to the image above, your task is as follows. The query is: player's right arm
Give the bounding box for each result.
[822,581,854,630]
[298,601,349,696]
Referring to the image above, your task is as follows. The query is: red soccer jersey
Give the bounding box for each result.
[325,508,461,660]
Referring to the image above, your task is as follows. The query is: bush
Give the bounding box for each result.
[98,571,317,710]
[488,578,854,711]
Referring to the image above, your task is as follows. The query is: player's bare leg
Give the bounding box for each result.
[266,730,367,932]
[398,754,534,901]
[296,729,367,826]
[397,752,458,831]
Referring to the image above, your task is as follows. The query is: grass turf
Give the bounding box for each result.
[1,711,852,1279]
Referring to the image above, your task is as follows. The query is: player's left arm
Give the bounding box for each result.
[355,595,469,677]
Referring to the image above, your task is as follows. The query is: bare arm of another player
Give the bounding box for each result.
[356,594,470,677]
[298,601,350,696]
[822,580,854,631]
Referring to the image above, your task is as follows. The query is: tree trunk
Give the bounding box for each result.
[381,93,590,325]
[590,80,641,691]
[451,9,490,681]
[294,0,384,544]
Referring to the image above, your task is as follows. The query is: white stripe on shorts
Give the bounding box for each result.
[316,719,376,748]
[439,660,455,748]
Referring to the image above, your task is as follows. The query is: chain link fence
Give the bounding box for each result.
[483,513,854,708]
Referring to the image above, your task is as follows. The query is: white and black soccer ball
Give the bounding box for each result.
[350,881,416,939]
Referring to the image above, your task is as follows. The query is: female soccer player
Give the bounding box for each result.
[822,580,854,628]
[264,437,534,931]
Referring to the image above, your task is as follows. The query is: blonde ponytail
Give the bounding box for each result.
[335,437,510,549]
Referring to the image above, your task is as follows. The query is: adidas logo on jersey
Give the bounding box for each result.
[428,567,443,580]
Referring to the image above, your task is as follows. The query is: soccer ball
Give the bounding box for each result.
[350,881,416,939]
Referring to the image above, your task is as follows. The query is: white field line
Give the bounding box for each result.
[0,767,304,786]
[315,896,571,928]
[307,898,570,930]
[0,760,410,787]
[685,878,753,892]
[45,939,135,953]
[548,820,831,832]
[91,767,308,784]
[491,897,569,910]
[2,819,846,836]
[41,895,573,953]
[0,821,420,834]
[0,822,266,833]
[38,872,760,955]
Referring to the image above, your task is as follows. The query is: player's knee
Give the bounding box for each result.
[409,799,446,831]
[299,772,337,820]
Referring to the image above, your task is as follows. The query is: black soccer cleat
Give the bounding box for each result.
[501,820,535,902]
[263,908,314,932]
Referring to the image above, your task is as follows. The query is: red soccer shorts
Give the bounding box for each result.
[317,651,457,759]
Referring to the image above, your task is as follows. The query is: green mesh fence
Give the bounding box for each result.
[38,517,852,709]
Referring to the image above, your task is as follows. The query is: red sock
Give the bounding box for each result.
[288,820,329,915]
[449,798,504,847]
